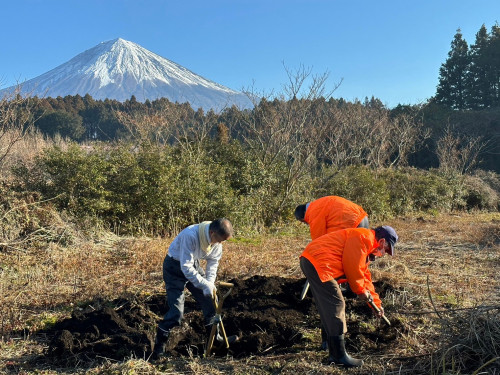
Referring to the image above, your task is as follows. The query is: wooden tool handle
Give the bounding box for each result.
[204,322,218,357]
[368,300,391,326]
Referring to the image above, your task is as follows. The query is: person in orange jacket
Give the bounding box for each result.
[295,196,370,349]
[299,225,398,368]
[294,196,369,239]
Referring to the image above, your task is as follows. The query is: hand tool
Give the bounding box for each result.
[367,294,391,326]
[300,280,310,300]
[205,281,234,357]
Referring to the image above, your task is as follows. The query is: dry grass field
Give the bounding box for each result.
[0,212,499,374]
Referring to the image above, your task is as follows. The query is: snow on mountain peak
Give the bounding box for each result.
[3,38,253,111]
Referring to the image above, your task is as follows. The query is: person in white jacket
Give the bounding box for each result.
[153,218,237,357]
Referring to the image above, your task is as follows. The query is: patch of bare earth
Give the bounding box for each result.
[0,212,499,374]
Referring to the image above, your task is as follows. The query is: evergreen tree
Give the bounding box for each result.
[435,29,470,109]
[487,24,500,107]
[466,24,490,109]
[35,110,85,140]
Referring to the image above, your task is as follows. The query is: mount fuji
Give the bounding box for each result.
[4,38,253,111]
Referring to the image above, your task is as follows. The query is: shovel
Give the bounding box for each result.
[205,281,234,357]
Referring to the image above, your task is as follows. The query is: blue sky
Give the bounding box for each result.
[1,0,499,108]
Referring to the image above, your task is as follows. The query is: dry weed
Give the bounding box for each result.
[0,212,499,374]
[0,129,66,178]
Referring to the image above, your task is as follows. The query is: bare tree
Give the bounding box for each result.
[115,102,221,166]
[319,103,391,169]
[318,103,430,170]
[239,64,343,220]
[386,110,431,168]
[173,108,220,165]
[115,103,183,145]
[0,86,40,168]
[436,125,489,174]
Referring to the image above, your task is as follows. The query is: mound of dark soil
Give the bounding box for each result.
[47,300,156,362]
[41,275,400,365]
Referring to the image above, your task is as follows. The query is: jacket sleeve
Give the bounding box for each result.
[204,245,222,284]
[342,235,374,294]
[178,234,210,290]
[364,268,382,308]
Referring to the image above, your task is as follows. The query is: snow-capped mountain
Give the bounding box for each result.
[4,38,253,111]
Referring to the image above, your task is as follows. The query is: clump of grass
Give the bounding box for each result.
[1,212,499,374]
[424,306,500,374]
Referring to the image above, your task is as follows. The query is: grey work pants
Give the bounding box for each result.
[300,257,347,336]
[158,255,215,332]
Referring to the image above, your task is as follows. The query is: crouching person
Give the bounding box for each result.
[299,225,398,367]
[153,218,238,358]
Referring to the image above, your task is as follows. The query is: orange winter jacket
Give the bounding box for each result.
[300,228,382,308]
[304,196,368,240]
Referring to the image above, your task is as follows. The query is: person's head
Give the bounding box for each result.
[294,204,307,223]
[209,218,233,245]
[374,226,398,257]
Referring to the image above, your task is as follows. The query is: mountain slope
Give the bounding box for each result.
[4,38,253,111]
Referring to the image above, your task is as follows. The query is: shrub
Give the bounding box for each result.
[167,146,236,230]
[15,142,239,235]
[462,173,500,210]
[380,168,465,214]
[10,138,499,237]
[379,168,415,216]
[312,165,391,219]
[0,180,75,250]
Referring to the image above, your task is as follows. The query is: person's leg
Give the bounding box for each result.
[159,256,188,331]
[153,256,188,356]
[300,257,363,367]
[186,264,238,345]
[320,326,328,350]
[300,257,345,336]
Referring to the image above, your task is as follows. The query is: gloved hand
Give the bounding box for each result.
[202,281,216,297]
[357,290,372,302]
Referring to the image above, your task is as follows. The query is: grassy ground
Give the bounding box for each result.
[1,212,499,374]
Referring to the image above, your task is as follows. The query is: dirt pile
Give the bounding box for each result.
[42,275,399,365]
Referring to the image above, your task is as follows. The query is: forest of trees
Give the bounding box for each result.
[435,23,500,110]
[5,90,494,174]
[0,25,499,234]
[1,24,497,174]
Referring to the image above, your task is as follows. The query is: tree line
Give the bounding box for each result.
[10,92,497,174]
[0,55,499,238]
[434,23,500,110]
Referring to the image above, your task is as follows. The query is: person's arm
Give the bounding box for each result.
[363,268,382,309]
[178,234,211,291]
[345,240,382,310]
[342,235,368,294]
[205,245,222,284]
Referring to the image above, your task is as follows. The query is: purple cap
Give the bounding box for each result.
[377,225,398,255]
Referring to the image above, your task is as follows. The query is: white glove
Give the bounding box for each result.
[202,281,216,297]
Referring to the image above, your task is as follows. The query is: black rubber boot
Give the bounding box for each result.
[320,326,328,350]
[151,327,170,359]
[327,334,363,367]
